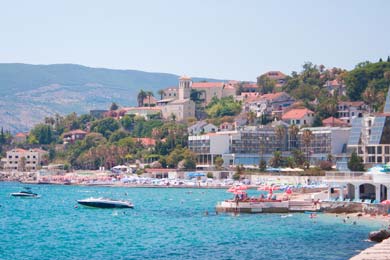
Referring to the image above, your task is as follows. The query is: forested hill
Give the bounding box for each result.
[0,63,220,133]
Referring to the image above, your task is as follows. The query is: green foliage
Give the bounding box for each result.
[131,119,164,137]
[109,130,130,143]
[120,115,134,131]
[345,61,390,101]
[90,117,120,139]
[110,102,119,111]
[207,172,214,179]
[166,146,196,169]
[348,151,365,171]
[30,124,55,144]
[259,159,267,171]
[206,96,242,118]
[257,74,275,94]
[269,151,283,167]
[214,156,224,169]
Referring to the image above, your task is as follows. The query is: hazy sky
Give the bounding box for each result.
[1,0,389,80]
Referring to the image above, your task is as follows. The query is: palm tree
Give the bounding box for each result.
[301,129,313,167]
[157,89,165,100]
[146,91,154,106]
[362,85,376,114]
[137,90,147,107]
[270,151,282,168]
[288,124,299,150]
[274,125,286,151]
[247,111,256,125]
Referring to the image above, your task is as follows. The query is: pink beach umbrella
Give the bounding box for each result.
[227,187,237,193]
[285,188,293,195]
[381,200,390,205]
[234,190,245,195]
[236,185,248,190]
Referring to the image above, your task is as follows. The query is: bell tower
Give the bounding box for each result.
[178,76,192,100]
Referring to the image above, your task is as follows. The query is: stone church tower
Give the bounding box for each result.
[178,76,192,100]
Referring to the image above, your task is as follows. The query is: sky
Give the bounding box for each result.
[0,0,389,80]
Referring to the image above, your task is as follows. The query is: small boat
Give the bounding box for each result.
[77,197,134,208]
[11,187,39,198]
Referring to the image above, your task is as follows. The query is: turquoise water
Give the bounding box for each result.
[0,182,383,260]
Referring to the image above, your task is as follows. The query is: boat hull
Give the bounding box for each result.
[11,193,38,198]
[77,200,133,209]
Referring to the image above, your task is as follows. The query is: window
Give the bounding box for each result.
[377,157,383,163]
[377,147,382,154]
[386,147,390,154]
[15,155,19,158]
[8,156,12,159]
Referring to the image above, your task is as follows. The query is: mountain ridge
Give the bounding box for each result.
[0,63,224,133]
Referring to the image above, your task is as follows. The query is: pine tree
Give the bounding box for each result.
[387,56,390,62]
[348,151,365,171]
[0,127,5,144]
[379,58,383,62]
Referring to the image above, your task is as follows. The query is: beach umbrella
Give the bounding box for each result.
[381,200,390,205]
[236,185,248,190]
[285,188,293,195]
[234,190,245,195]
[227,187,237,193]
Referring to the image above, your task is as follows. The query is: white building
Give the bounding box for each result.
[3,148,48,171]
[160,76,196,121]
[337,101,367,124]
[299,127,350,163]
[324,170,390,203]
[188,121,217,135]
[282,108,315,127]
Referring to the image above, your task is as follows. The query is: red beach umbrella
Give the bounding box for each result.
[381,200,390,205]
[285,188,293,195]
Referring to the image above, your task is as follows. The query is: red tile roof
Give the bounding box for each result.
[338,101,365,107]
[135,138,156,147]
[262,71,286,80]
[15,132,28,137]
[192,82,225,88]
[63,129,87,136]
[322,117,348,126]
[282,108,314,120]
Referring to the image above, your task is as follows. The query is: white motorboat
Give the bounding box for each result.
[77,197,134,208]
[11,187,39,198]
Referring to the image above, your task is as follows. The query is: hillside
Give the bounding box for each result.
[0,63,220,133]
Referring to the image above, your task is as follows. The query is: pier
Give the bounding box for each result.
[216,200,318,213]
[350,238,390,260]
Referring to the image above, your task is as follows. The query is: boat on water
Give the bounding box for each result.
[11,187,39,198]
[77,197,134,208]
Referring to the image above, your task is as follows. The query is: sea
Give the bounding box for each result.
[0,182,385,260]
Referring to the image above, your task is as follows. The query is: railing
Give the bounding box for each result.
[324,171,372,181]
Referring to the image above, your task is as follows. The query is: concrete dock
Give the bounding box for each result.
[350,238,390,260]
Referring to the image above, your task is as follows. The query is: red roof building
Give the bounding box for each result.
[282,108,315,126]
[322,116,349,127]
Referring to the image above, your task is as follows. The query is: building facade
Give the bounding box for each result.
[3,148,48,171]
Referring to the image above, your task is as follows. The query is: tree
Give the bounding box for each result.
[259,159,267,171]
[291,149,306,167]
[362,85,376,113]
[214,156,224,169]
[233,165,244,180]
[90,117,120,139]
[146,91,154,106]
[348,151,365,171]
[0,127,5,145]
[30,124,54,144]
[274,125,286,151]
[246,111,256,125]
[137,90,147,107]
[301,129,313,167]
[288,124,299,149]
[110,102,119,111]
[205,96,242,118]
[157,89,165,100]
[257,74,276,94]
[269,151,283,168]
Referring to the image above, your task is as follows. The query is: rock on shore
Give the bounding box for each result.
[368,230,390,243]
